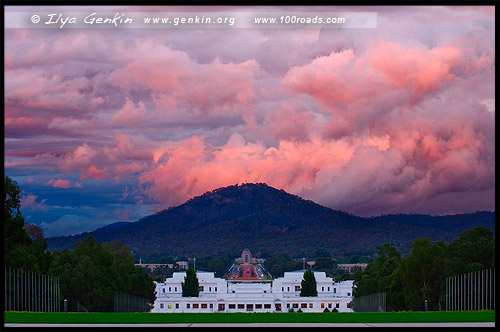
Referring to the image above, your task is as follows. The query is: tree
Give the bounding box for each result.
[353,242,401,298]
[300,269,318,296]
[265,254,293,278]
[49,236,156,311]
[206,257,230,277]
[72,237,121,311]
[349,254,360,264]
[104,241,156,302]
[182,267,199,297]
[398,238,447,311]
[4,175,50,273]
[314,257,335,270]
[5,176,31,260]
[446,226,495,276]
[352,227,495,312]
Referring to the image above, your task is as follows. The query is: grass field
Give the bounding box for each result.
[4,310,495,324]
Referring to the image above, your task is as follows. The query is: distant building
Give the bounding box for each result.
[177,261,189,270]
[234,248,265,264]
[152,249,354,313]
[337,264,368,273]
[226,248,271,281]
[135,263,173,272]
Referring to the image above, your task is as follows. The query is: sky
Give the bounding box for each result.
[4,5,495,237]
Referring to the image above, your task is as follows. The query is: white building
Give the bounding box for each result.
[337,263,368,273]
[152,270,354,313]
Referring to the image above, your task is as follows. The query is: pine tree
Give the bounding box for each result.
[182,267,200,297]
[300,269,318,296]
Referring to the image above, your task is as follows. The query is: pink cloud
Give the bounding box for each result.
[264,102,318,142]
[61,143,97,172]
[115,208,132,221]
[367,41,462,94]
[110,98,148,126]
[45,178,81,189]
[4,6,494,218]
[82,165,109,180]
[48,117,95,132]
[21,194,49,212]
[107,42,262,122]
[50,179,72,188]
[139,134,356,210]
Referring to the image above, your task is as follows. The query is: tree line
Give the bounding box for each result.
[4,176,155,312]
[352,226,495,311]
[5,175,495,312]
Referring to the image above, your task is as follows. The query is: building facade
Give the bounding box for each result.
[337,264,368,273]
[152,270,354,313]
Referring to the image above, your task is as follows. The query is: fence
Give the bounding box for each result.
[446,267,495,311]
[351,292,386,312]
[4,266,61,312]
[114,292,151,312]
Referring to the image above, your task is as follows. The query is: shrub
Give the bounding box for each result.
[332,307,339,313]
[323,308,330,312]
[288,308,295,313]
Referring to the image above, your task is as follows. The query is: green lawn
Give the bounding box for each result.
[4,311,495,324]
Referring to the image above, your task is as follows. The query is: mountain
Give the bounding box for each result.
[46,183,495,260]
[92,221,131,232]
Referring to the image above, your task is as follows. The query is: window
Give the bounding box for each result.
[282,287,284,291]
[295,286,301,292]
[187,304,190,309]
[193,303,199,309]
[169,287,171,292]
[264,304,271,309]
[229,304,236,309]
[210,304,213,309]
[160,303,164,309]
[322,287,324,291]
[168,303,172,309]
[333,288,336,293]
[199,286,204,292]
[238,304,244,309]
[162,288,165,293]
[175,287,177,292]
[287,287,290,292]
[247,304,253,311]
[287,303,290,308]
[215,287,217,292]
[347,302,350,308]
[301,303,307,308]
[201,303,207,309]
[293,303,298,309]
[209,287,211,292]
[309,303,313,308]
[321,303,325,308]
[328,287,330,292]
[336,303,340,308]
[347,292,351,296]
[256,304,263,309]
[328,303,332,308]
[175,304,179,309]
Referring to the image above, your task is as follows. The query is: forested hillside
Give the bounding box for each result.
[46,183,495,261]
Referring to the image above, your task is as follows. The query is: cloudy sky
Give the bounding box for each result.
[4,6,495,237]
